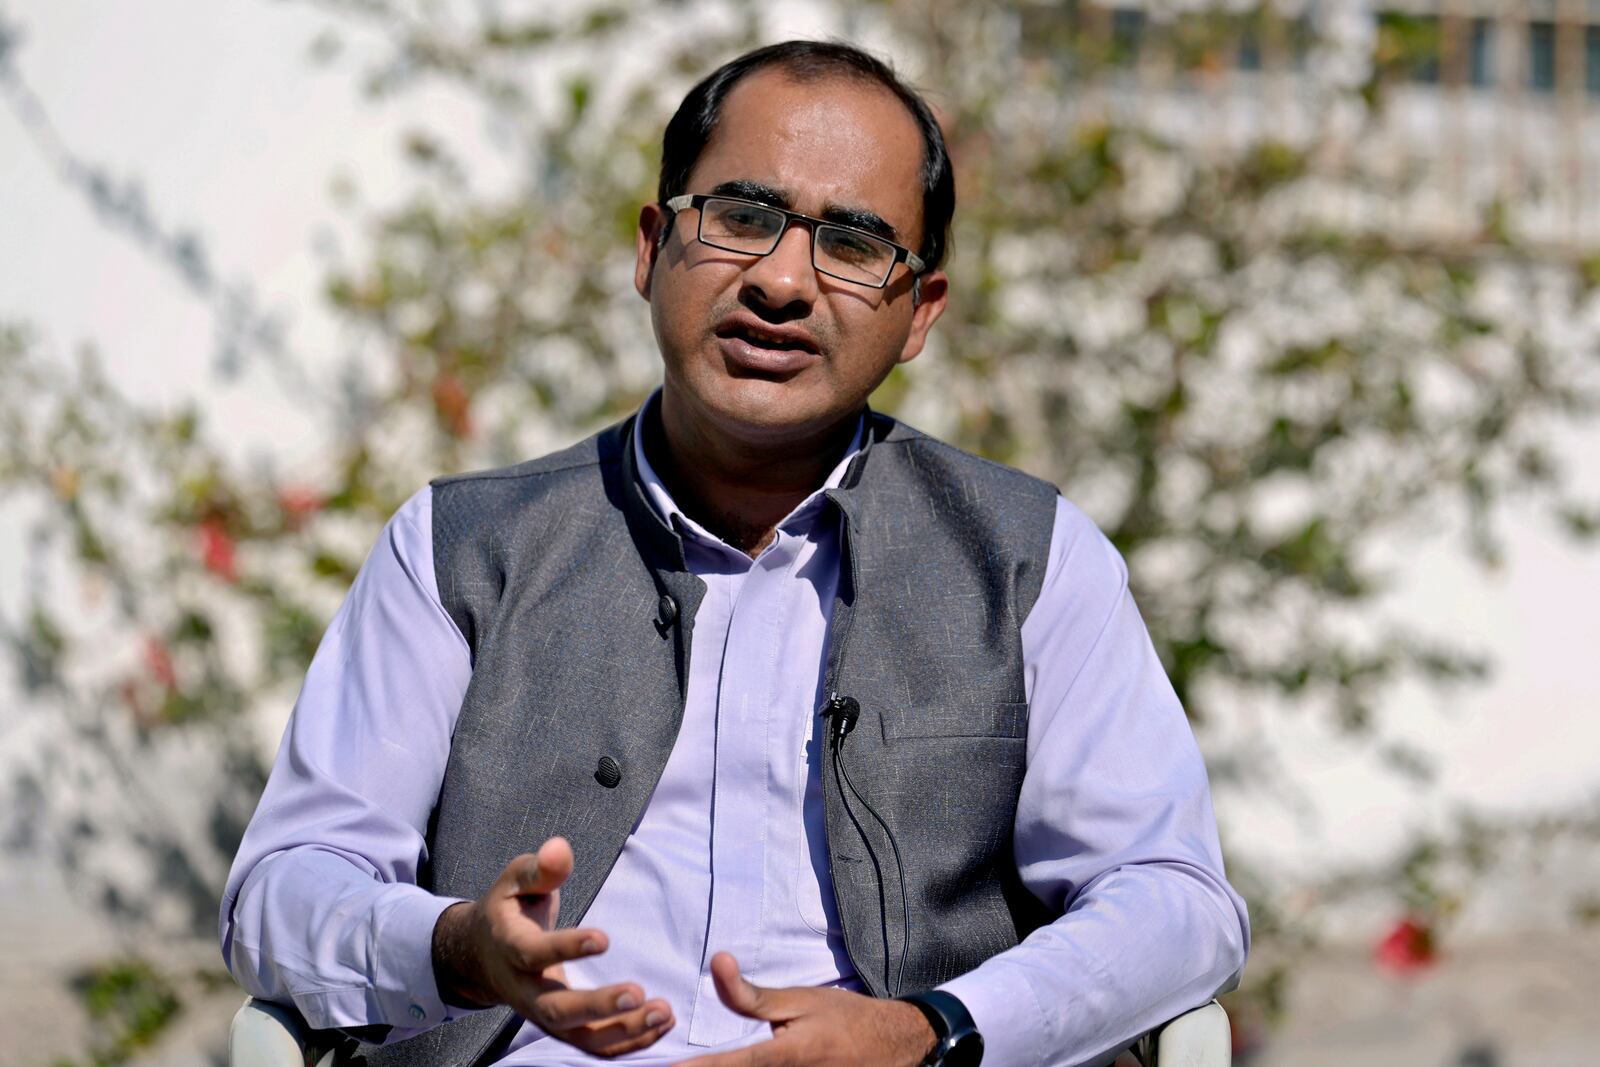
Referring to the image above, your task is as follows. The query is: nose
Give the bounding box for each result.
[740,220,818,313]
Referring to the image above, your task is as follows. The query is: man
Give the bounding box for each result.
[222,41,1248,1067]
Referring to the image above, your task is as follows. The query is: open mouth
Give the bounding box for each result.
[714,321,819,355]
[713,318,822,378]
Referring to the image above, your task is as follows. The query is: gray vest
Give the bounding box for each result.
[352,411,1060,1067]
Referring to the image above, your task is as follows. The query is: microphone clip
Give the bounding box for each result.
[821,692,861,742]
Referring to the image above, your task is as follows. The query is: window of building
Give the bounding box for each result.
[1287,14,1315,71]
[1109,7,1145,67]
[1238,24,1262,72]
[1587,25,1600,94]
[1469,18,1495,87]
[1528,20,1557,91]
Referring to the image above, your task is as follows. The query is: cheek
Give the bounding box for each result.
[655,259,736,339]
[829,303,911,371]
[650,271,703,348]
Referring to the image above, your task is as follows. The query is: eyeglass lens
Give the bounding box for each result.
[699,197,895,286]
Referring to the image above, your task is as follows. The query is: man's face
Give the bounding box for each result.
[634,69,948,448]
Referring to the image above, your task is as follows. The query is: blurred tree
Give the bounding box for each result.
[3,0,1599,1056]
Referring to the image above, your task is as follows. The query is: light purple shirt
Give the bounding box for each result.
[222,402,1248,1067]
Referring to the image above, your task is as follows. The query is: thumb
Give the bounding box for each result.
[709,952,793,1022]
[500,837,575,900]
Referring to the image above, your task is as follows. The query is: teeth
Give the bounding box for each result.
[742,325,800,348]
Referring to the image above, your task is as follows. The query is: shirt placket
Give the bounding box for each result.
[687,532,801,1046]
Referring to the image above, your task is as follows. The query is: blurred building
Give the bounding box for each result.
[1011,1,1600,251]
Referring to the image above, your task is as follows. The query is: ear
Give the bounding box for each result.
[895,269,948,365]
[634,203,671,301]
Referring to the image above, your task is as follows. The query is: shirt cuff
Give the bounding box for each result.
[939,964,1051,1067]
[369,886,474,1029]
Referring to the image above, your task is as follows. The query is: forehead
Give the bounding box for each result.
[687,68,926,239]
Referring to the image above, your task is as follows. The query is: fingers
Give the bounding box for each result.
[501,923,608,973]
[497,837,575,898]
[513,982,675,1058]
[493,840,574,899]
[492,839,574,934]
[522,982,651,1030]
[499,985,675,1062]
[570,1010,678,1058]
[708,952,800,1023]
[532,836,575,890]
[708,952,763,1019]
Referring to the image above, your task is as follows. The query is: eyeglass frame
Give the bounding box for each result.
[662,193,927,290]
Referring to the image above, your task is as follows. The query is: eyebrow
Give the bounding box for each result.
[707,179,902,244]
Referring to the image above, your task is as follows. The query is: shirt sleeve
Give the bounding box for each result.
[939,496,1250,1067]
[219,485,477,1036]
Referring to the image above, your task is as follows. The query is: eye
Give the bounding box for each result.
[725,209,768,230]
[819,228,887,266]
[708,201,779,239]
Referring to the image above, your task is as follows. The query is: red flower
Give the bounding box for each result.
[277,485,324,528]
[198,518,238,582]
[1374,916,1437,975]
[432,374,474,439]
[142,636,176,691]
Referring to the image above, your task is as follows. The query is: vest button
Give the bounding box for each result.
[595,756,622,789]
[657,594,678,625]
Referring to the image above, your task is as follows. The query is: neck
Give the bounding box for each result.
[648,391,859,557]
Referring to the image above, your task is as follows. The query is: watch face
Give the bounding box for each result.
[945,1030,984,1067]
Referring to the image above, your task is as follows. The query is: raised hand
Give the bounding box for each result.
[671,952,934,1067]
[431,837,676,1056]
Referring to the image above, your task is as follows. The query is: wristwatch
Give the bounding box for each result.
[896,989,984,1066]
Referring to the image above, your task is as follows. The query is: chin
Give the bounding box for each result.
[697,376,842,445]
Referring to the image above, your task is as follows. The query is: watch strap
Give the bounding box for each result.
[896,989,983,1066]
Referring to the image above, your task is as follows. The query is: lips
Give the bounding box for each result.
[714,314,821,376]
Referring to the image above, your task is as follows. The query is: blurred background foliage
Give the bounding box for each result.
[3,0,1600,1060]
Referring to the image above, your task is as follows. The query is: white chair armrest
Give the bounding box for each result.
[1137,1000,1230,1067]
[229,994,1229,1067]
[230,997,338,1067]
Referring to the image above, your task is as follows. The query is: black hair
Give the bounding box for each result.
[657,40,955,273]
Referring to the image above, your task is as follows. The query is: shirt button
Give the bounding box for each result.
[657,594,678,625]
[408,1003,425,1021]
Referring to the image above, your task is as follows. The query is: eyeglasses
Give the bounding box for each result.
[664,194,926,290]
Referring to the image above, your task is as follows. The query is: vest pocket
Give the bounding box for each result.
[879,701,1028,741]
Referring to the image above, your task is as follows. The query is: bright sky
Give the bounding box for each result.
[2,1,1598,915]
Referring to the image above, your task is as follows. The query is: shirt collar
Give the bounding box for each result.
[632,388,866,548]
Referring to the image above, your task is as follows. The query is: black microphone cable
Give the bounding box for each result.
[823,691,912,996]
